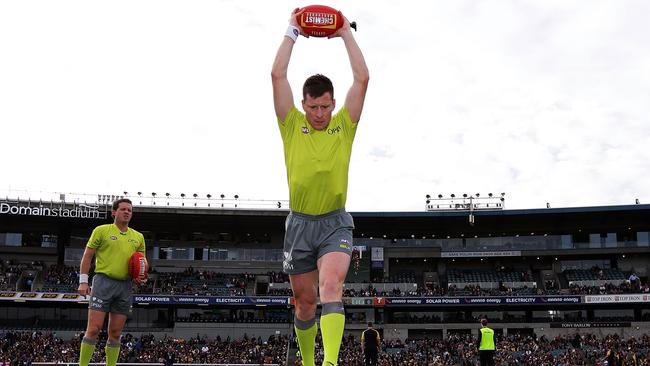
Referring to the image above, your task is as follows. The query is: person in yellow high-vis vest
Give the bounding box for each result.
[477,318,496,366]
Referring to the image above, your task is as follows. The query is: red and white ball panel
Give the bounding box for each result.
[295,5,344,37]
[129,251,148,280]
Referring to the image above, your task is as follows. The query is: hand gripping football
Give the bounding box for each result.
[129,252,148,280]
[295,5,357,38]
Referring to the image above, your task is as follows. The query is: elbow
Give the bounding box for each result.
[271,68,287,82]
[355,72,370,88]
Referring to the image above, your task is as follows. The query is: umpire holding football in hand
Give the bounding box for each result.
[272,6,369,366]
[77,198,147,366]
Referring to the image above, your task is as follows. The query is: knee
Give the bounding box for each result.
[294,296,317,316]
[84,324,101,339]
[319,278,343,299]
[108,328,123,341]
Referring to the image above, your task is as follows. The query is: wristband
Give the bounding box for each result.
[79,274,89,284]
[285,25,299,42]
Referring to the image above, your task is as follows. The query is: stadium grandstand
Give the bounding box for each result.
[1,193,650,365]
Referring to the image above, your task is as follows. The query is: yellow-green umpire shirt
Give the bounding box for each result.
[87,223,146,280]
[278,106,357,215]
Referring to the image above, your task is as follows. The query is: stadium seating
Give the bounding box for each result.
[564,268,627,282]
[389,270,417,283]
[447,269,529,283]
[4,263,646,298]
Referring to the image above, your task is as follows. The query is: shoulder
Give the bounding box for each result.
[93,224,112,234]
[333,107,357,136]
[333,107,352,123]
[129,227,143,236]
[279,106,304,125]
[129,228,145,240]
[278,107,306,140]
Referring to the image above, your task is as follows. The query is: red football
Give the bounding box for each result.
[295,5,344,38]
[128,252,148,280]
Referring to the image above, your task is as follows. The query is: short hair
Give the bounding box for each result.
[303,74,334,100]
[112,198,133,211]
[480,318,488,326]
[367,322,373,328]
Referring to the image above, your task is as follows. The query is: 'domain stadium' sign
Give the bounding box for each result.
[0,201,106,219]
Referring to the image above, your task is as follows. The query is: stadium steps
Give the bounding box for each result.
[247,276,257,296]
[558,272,569,289]
[285,332,299,366]
[17,269,39,292]
[253,275,268,295]
[533,270,543,289]
[424,271,439,289]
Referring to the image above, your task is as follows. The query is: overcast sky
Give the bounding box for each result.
[1,0,649,212]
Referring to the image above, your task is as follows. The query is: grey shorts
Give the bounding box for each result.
[282,208,354,275]
[88,273,132,315]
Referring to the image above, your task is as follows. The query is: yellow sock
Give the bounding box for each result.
[320,301,345,366]
[79,338,96,366]
[105,340,121,366]
[294,317,317,366]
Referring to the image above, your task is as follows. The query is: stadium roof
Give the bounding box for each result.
[352,203,650,217]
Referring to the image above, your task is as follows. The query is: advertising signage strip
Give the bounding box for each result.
[441,251,521,258]
[0,293,289,305]
[550,322,632,328]
[0,293,593,306]
[132,295,290,305]
[383,296,582,306]
[584,294,650,304]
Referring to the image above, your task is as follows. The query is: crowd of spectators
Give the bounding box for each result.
[0,331,287,365]
[154,267,251,296]
[0,260,39,291]
[267,288,293,296]
[304,332,650,366]
[0,332,650,366]
[3,330,650,365]
[0,273,15,291]
[39,264,81,292]
[569,281,650,295]
[2,262,648,299]
[267,271,289,283]
[272,284,548,298]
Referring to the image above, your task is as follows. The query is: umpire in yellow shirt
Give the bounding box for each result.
[77,198,147,366]
[272,8,369,366]
[477,318,496,366]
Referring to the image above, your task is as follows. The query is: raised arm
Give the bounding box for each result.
[271,10,304,122]
[331,18,370,123]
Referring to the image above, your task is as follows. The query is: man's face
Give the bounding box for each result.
[112,202,133,224]
[302,92,335,130]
